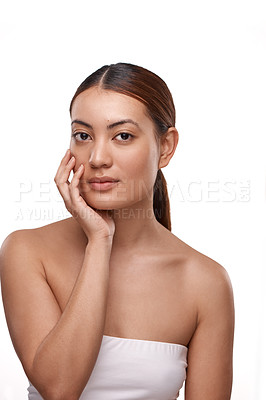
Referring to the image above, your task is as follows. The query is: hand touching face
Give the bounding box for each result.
[54,149,115,240]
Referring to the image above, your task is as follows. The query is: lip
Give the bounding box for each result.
[89,181,119,191]
[88,176,119,183]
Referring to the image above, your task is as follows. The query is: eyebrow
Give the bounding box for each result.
[71,119,140,130]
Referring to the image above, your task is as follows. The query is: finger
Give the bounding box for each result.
[58,157,76,188]
[54,150,71,187]
[69,165,96,220]
[55,153,75,204]
[55,154,75,187]
[69,164,84,203]
[54,149,71,179]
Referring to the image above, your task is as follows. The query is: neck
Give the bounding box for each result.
[110,199,164,252]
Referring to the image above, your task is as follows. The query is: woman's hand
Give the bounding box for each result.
[54,149,115,241]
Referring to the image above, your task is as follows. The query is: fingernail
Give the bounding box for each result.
[65,149,70,156]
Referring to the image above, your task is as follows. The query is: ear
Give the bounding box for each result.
[158,127,179,169]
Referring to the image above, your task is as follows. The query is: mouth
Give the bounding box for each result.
[88,180,119,191]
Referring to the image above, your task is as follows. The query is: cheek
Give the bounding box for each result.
[118,151,150,178]
[123,140,159,173]
[69,147,85,172]
[121,147,159,196]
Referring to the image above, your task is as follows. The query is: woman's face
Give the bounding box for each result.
[70,87,161,211]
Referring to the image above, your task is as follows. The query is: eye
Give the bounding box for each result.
[72,132,91,142]
[115,132,134,142]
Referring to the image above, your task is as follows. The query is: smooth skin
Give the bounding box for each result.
[0,87,234,400]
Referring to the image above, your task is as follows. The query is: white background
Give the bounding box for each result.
[0,0,265,399]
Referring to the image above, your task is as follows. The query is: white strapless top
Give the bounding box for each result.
[27,335,188,400]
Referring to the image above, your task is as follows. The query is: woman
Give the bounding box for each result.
[0,63,234,400]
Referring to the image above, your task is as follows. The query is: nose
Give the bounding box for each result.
[88,139,113,169]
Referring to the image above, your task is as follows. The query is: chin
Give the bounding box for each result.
[82,194,146,212]
[89,203,115,211]
[82,196,123,211]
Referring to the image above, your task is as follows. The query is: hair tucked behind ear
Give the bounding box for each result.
[70,62,176,231]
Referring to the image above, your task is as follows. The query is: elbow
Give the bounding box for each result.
[30,381,80,400]
[28,361,86,400]
[28,365,81,400]
[42,389,80,400]
[51,396,79,400]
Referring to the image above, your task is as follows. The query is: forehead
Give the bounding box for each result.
[71,87,149,122]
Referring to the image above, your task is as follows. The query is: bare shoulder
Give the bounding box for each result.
[188,246,233,311]
[164,229,234,313]
[0,226,42,276]
[184,241,233,296]
[1,218,72,244]
[0,217,79,268]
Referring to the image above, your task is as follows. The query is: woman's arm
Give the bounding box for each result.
[0,151,115,400]
[185,260,235,400]
[0,232,112,400]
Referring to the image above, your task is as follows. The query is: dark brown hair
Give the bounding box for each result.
[69,63,176,231]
